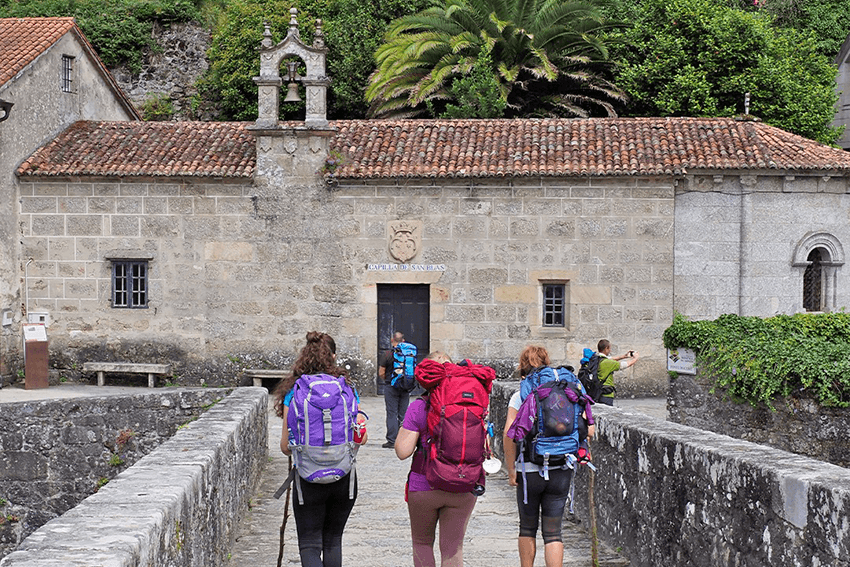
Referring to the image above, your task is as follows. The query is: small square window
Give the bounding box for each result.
[112,261,148,308]
[542,284,565,327]
[61,55,75,93]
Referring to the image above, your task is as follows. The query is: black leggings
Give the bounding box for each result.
[293,472,358,567]
[515,467,574,544]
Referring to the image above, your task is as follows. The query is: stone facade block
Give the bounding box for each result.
[30,216,64,236]
[144,197,168,214]
[21,197,57,214]
[66,216,102,236]
[87,197,115,214]
[204,242,253,262]
[494,285,536,304]
[110,216,140,237]
[58,197,86,214]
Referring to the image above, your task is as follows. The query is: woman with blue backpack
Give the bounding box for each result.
[273,332,368,567]
[503,345,595,567]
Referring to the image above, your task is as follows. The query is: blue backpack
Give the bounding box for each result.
[286,373,360,504]
[515,366,589,471]
[391,341,418,391]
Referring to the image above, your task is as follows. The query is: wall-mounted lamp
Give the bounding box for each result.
[283,61,301,103]
[0,99,13,122]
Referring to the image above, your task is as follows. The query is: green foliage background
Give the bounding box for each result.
[0,0,199,73]
[612,0,842,144]
[663,312,850,408]
[2,0,850,141]
[196,0,431,120]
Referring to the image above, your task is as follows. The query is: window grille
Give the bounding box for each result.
[543,284,565,327]
[803,248,824,312]
[61,55,74,93]
[112,261,148,308]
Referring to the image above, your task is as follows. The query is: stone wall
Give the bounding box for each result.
[669,372,849,468]
[674,174,850,320]
[0,388,233,559]
[491,381,850,567]
[110,22,212,120]
[0,387,267,566]
[17,172,673,396]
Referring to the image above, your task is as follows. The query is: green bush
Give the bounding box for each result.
[663,312,850,408]
[141,92,174,120]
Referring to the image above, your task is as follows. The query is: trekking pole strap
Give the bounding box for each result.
[273,467,297,500]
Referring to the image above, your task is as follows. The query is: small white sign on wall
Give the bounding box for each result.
[667,347,696,375]
[23,324,47,342]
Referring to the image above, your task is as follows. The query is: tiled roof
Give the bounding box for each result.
[17,121,256,178]
[0,17,76,88]
[330,117,850,178]
[18,117,850,179]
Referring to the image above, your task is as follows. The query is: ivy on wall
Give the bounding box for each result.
[663,312,850,408]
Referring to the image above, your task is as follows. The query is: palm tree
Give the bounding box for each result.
[365,0,626,118]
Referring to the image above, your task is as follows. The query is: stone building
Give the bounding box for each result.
[0,17,138,377]
[5,14,850,395]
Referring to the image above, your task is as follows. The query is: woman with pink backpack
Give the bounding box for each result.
[394,351,496,567]
[273,332,368,567]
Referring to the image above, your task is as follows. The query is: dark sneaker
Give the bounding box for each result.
[381,441,394,448]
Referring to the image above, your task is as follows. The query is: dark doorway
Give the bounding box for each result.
[377,284,430,394]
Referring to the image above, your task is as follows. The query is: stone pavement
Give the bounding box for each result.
[225,395,664,567]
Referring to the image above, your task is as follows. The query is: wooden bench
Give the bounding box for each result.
[83,362,172,388]
[243,368,289,389]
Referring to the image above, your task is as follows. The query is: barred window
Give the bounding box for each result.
[542,284,566,327]
[61,55,74,93]
[112,261,148,308]
[803,248,824,312]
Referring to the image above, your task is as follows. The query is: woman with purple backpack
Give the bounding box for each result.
[273,332,368,567]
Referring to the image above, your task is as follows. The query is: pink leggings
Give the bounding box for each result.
[407,489,477,567]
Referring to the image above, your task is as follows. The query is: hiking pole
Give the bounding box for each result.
[277,455,292,567]
[587,444,599,567]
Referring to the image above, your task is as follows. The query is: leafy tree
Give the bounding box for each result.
[728,0,850,57]
[614,0,841,144]
[365,0,626,118]
[196,0,430,121]
[432,46,506,118]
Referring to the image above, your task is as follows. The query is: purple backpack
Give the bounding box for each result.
[287,373,359,502]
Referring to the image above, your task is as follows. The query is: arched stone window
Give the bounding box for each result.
[793,233,845,312]
[803,248,825,312]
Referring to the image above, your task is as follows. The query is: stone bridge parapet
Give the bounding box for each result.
[0,387,268,566]
[491,381,850,567]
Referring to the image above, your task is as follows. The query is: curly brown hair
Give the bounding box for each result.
[518,345,551,377]
[272,331,350,417]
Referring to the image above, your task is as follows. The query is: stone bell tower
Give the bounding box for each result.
[249,9,335,180]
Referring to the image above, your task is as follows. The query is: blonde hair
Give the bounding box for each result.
[425,351,452,364]
[518,345,550,377]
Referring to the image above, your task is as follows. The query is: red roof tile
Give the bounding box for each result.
[17,121,256,178]
[330,118,850,178]
[0,17,76,88]
[17,117,850,180]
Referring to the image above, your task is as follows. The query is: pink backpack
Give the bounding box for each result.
[413,359,495,493]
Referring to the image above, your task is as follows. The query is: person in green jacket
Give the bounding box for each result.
[596,339,639,406]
